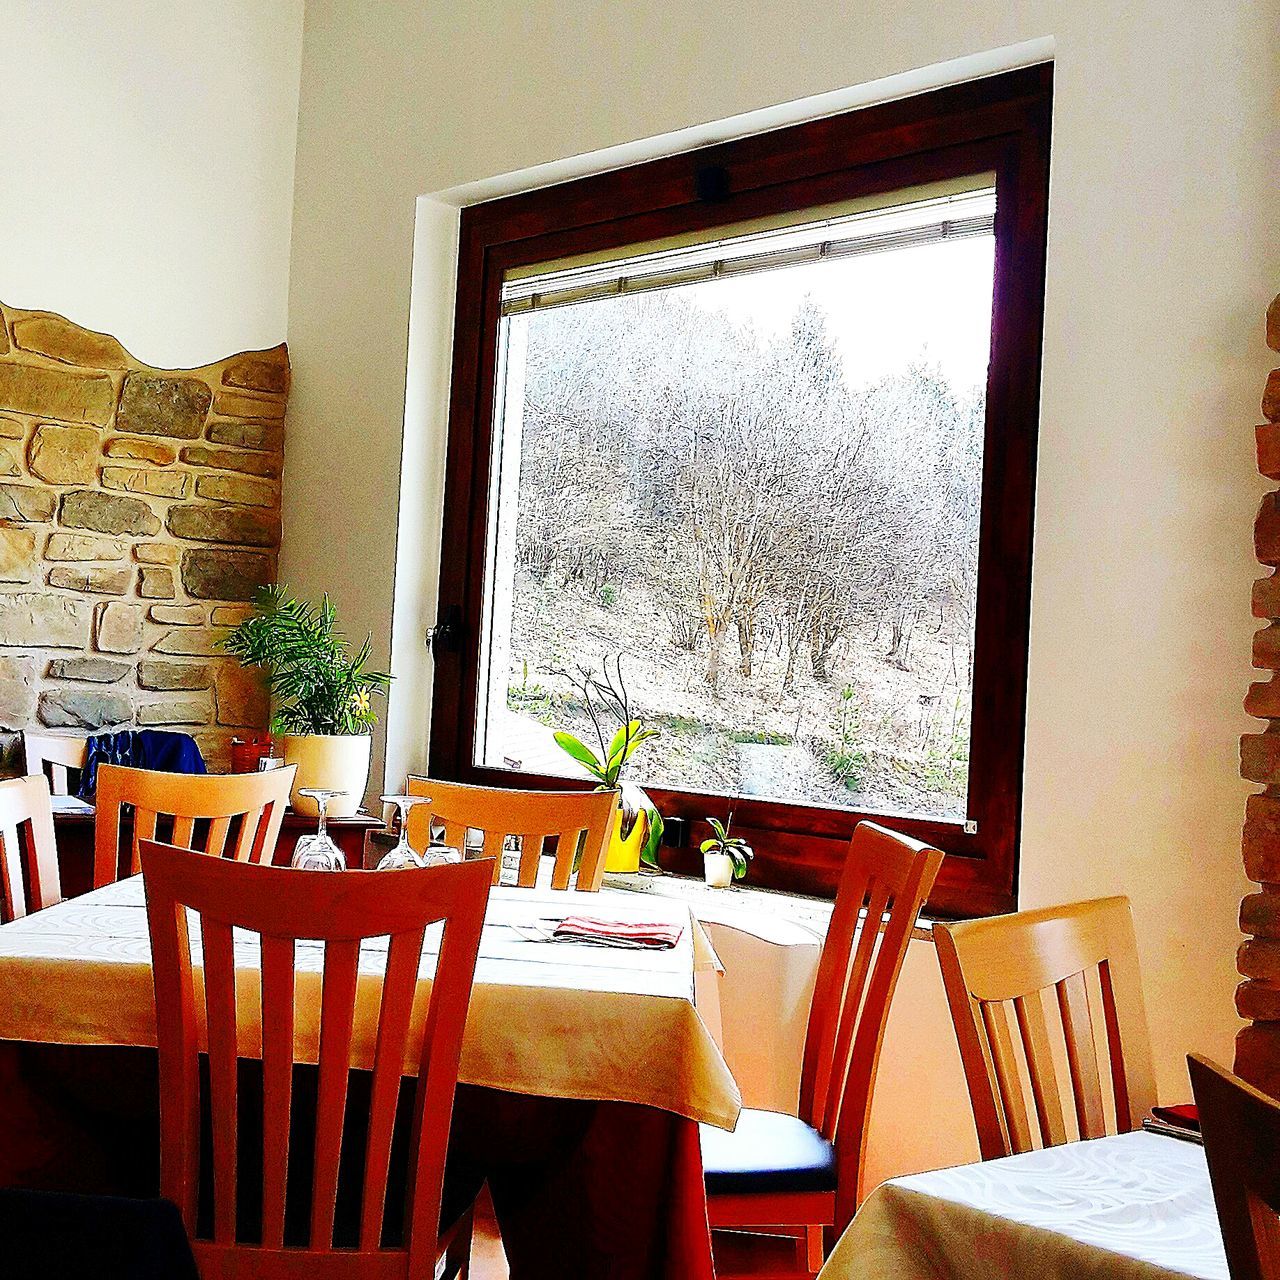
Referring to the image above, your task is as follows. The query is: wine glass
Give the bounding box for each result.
[376,794,433,870]
[290,789,347,871]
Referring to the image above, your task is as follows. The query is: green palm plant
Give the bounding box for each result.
[221,586,390,735]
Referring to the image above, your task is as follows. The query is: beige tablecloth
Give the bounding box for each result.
[0,876,740,1130]
[820,1131,1227,1280]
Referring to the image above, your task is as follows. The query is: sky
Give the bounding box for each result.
[681,234,996,395]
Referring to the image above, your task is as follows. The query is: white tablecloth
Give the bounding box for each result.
[820,1131,1228,1280]
[0,876,740,1129]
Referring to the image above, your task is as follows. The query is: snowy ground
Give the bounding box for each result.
[491,572,972,823]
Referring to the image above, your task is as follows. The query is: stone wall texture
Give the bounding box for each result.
[0,301,284,770]
[1238,292,1280,1097]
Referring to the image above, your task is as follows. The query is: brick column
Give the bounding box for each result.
[1237,294,1280,1096]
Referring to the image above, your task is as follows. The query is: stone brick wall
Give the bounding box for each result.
[1238,293,1280,1096]
[0,301,284,771]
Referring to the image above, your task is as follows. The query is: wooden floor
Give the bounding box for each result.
[468,1195,805,1277]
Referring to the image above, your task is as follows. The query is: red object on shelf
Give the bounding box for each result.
[230,734,274,773]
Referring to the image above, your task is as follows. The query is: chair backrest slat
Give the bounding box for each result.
[201,916,240,1244]
[141,841,491,1277]
[311,937,361,1251]
[819,877,891,1136]
[259,935,295,1249]
[936,896,1155,1159]
[360,926,427,1250]
[148,876,202,1228]
[0,820,23,919]
[1190,1053,1280,1280]
[405,776,617,891]
[1055,970,1106,1139]
[982,998,1032,1151]
[1013,992,1067,1147]
[0,775,62,921]
[1097,958,1135,1127]
[95,765,295,887]
[207,816,233,860]
[22,733,87,797]
[405,888,495,1277]
[795,821,944,1231]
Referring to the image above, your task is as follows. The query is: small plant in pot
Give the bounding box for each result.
[700,817,752,889]
[552,655,663,874]
[222,587,390,817]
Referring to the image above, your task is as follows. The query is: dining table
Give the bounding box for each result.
[0,872,738,1280]
[818,1129,1228,1280]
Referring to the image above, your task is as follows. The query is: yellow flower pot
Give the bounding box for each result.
[603,782,658,874]
[605,809,645,873]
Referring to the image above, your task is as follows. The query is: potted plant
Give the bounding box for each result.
[700,816,753,888]
[222,587,390,817]
[552,655,664,874]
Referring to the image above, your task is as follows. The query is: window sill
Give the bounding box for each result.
[602,871,934,943]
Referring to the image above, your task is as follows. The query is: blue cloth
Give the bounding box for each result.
[78,729,207,800]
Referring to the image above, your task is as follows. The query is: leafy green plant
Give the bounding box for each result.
[221,586,390,736]
[823,684,866,788]
[727,728,794,745]
[700,816,753,880]
[506,682,559,725]
[552,654,664,867]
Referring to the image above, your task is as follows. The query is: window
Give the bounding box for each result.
[432,67,1052,916]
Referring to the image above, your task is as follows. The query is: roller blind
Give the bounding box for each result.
[501,185,996,318]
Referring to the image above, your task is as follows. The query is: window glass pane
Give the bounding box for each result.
[475,189,995,824]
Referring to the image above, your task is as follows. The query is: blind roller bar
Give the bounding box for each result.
[502,192,995,317]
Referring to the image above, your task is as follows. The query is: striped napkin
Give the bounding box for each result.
[552,915,685,950]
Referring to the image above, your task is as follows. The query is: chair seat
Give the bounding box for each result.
[701,1108,837,1196]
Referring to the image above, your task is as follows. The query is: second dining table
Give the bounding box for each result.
[0,871,739,1279]
[819,1128,1228,1280]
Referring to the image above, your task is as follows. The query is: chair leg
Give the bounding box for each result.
[712,1225,822,1279]
[442,1207,473,1280]
[805,1223,824,1274]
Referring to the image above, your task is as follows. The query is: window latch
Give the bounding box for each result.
[963,819,978,835]
[426,604,463,654]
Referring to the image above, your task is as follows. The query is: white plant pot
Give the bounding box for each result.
[282,734,372,817]
[703,851,735,889]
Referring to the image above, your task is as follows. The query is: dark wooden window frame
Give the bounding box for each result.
[430,65,1052,918]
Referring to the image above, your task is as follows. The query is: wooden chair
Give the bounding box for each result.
[404,775,617,891]
[22,732,88,797]
[94,764,296,889]
[935,895,1156,1160]
[701,820,944,1277]
[140,840,493,1279]
[1190,1054,1280,1280]
[0,775,61,920]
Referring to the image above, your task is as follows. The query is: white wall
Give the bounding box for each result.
[0,1,304,368]
[284,0,1280,1180]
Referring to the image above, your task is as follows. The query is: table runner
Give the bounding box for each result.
[0,876,740,1130]
[819,1130,1227,1280]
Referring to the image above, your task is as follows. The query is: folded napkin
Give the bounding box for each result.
[1142,1103,1202,1144]
[552,915,684,950]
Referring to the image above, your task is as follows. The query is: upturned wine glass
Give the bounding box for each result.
[290,788,347,871]
[376,794,433,870]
